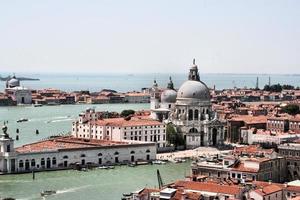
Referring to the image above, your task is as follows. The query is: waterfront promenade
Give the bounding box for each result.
[157,147,231,161]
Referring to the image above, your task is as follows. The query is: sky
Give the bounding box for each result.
[0,0,300,74]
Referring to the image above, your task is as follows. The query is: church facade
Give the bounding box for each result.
[150,60,225,149]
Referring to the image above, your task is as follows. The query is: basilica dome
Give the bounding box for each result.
[161,89,177,103]
[176,59,210,101]
[177,80,210,100]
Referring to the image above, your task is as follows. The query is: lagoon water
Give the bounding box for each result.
[1,73,300,92]
[0,161,191,200]
[0,103,191,200]
[0,103,192,200]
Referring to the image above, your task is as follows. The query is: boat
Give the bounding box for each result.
[41,190,56,196]
[16,118,28,123]
[128,163,136,167]
[47,102,59,106]
[152,160,166,165]
[80,167,88,172]
[33,103,43,107]
[107,165,115,169]
[98,166,109,169]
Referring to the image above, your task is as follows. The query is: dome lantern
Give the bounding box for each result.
[188,59,200,81]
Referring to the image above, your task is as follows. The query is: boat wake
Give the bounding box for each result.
[56,185,91,194]
[45,116,73,123]
[47,118,73,123]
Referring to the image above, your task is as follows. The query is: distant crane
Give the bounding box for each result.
[157,169,164,189]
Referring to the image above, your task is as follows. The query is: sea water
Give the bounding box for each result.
[1,73,299,92]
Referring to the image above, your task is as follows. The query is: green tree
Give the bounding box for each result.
[166,123,184,147]
[263,84,283,92]
[282,104,300,116]
[120,109,135,117]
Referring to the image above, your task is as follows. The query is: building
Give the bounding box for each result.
[241,128,300,145]
[227,115,268,143]
[278,143,300,181]
[124,92,150,103]
[0,126,156,174]
[71,108,167,150]
[4,75,32,105]
[123,180,244,200]
[150,60,226,149]
[191,150,286,183]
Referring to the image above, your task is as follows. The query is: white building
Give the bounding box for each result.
[72,108,167,150]
[0,126,156,174]
[5,75,32,105]
[241,128,300,145]
[150,60,225,149]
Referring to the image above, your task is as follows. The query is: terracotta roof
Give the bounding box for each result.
[233,145,274,155]
[174,181,242,195]
[171,190,202,200]
[92,117,163,127]
[16,136,139,154]
[253,185,282,196]
[232,163,259,173]
[229,115,268,124]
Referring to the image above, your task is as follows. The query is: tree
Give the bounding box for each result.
[282,104,300,116]
[263,84,283,92]
[120,109,135,117]
[282,84,294,90]
[166,123,184,147]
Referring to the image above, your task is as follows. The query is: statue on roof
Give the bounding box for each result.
[1,125,9,138]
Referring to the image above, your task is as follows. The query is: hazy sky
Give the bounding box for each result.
[0,0,300,74]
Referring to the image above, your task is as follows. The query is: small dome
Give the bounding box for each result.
[8,77,20,88]
[161,89,177,103]
[177,80,210,101]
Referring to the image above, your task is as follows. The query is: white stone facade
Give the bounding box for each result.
[72,109,167,149]
[150,60,225,149]
[0,128,156,174]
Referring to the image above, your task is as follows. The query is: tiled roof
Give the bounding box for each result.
[174,181,242,195]
[231,163,259,173]
[229,115,268,124]
[16,136,135,154]
[92,117,163,127]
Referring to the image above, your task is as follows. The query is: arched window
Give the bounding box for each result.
[130,151,135,154]
[98,153,102,156]
[188,109,193,121]
[31,159,35,167]
[63,155,68,159]
[41,158,45,166]
[19,160,24,168]
[52,157,57,165]
[80,154,86,158]
[146,149,150,153]
[114,151,119,155]
[194,110,199,120]
[189,128,198,133]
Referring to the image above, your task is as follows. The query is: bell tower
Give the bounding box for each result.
[0,125,16,173]
[150,79,160,110]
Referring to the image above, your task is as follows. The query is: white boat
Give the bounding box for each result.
[33,103,43,107]
[152,160,166,165]
[98,166,109,169]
